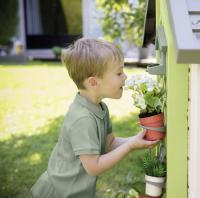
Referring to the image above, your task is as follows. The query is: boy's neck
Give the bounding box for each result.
[79,90,102,105]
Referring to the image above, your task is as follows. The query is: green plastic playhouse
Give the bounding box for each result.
[143,0,200,197]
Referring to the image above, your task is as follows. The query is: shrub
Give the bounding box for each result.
[52,46,63,59]
[96,0,146,46]
[0,0,18,45]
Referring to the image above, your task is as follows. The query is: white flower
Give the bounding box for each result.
[125,78,134,87]
[147,80,156,91]
[134,94,146,110]
[147,85,154,92]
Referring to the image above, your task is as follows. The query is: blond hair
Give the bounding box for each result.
[62,38,124,89]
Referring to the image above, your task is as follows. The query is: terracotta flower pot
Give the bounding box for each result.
[139,113,165,141]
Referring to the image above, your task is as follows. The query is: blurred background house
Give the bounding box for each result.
[16,0,82,59]
[0,0,155,64]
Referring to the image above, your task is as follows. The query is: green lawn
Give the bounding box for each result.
[0,61,147,198]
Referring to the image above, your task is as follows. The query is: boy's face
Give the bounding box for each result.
[97,61,127,100]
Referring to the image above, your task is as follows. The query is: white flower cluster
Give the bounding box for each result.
[125,74,156,92]
[125,74,164,113]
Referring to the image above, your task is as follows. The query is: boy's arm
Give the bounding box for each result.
[79,131,158,177]
[105,133,130,152]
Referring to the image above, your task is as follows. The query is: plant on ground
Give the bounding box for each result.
[105,188,139,198]
[52,46,63,59]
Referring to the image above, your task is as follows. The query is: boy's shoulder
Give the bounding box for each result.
[69,101,92,117]
[64,100,95,127]
[63,94,110,128]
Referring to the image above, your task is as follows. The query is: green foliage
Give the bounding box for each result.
[105,188,139,198]
[142,150,166,177]
[144,89,163,113]
[0,0,18,45]
[127,188,139,198]
[96,0,147,46]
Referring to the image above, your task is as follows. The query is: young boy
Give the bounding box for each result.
[31,38,158,198]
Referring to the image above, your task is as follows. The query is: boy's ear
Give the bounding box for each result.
[87,77,98,87]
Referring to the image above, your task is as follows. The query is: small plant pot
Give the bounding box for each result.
[139,113,165,141]
[145,175,165,197]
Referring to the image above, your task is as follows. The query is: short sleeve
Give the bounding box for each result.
[69,117,100,156]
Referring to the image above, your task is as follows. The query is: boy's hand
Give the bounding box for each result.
[127,130,159,150]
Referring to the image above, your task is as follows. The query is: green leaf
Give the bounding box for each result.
[128,188,139,198]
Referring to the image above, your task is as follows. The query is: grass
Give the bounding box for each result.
[0,61,147,197]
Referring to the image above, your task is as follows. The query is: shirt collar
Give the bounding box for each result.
[74,93,107,119]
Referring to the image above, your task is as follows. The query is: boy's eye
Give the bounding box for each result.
[117,72,122,76]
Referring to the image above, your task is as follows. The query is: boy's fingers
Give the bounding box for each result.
[147,140,160,146]
[138,129,146,138]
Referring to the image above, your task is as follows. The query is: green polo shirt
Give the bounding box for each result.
[31,93,112,198]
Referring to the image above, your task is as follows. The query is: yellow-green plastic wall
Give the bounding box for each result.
[156,1,189,197]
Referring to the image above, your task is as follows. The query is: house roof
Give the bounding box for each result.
[143,0,200,63]
[167,0,200,63]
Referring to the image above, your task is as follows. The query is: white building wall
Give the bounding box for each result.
[188,64,200,198]
[16,0,26,51]
[82,0,102,38]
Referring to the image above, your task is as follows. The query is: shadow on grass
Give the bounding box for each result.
[0,113,146,198]
[0,116,64,198]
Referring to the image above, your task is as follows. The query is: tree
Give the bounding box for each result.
[96,0,147,46]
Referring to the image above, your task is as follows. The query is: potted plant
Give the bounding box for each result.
[52,46,62,60]
[125,74,166,141]
[142,149,166,197]
[127,188,162,198]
